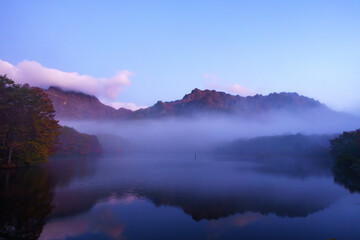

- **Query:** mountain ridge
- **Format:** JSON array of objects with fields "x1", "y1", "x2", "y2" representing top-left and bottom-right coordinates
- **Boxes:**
[
  {"x1": 46, "y1": 86, "x2": 132, "y2": 119},
  {"x1": 45, "y1": 86, "x2": 327, "y2": 120},
  {"x1": 132, "y1": 88, "x2": 326, "y2": 118}
]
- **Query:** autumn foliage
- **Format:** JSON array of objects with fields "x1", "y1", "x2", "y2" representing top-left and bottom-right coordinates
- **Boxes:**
[{"x1": 0, "y1": 75, "x2": 60, "y2": 167}]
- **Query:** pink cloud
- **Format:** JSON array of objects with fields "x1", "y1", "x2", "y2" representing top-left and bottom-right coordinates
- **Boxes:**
[
  {"x1": 0, "y1": 59, "x2": 132, "y2": 100},
  {"x1": 102, "y1": 101, "x2": 147, "y2": 111},
  {"x1": 228, "y1": 83, "x2": 256, "y2": 96}
]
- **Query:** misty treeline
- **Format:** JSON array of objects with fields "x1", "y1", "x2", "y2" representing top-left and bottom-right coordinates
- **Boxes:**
[
  {"x1": 0, "y1": 75, "x2": 60, "y2": 167},
  {"x1": 217, "y1": 134, "x2": 332, "y2": 157},
  {"x1": 56, "y1": 126, "x2": 102, "y2": 156},
  {"x1": 63, "y1": 107, "x2": 360, "y2": 155}
]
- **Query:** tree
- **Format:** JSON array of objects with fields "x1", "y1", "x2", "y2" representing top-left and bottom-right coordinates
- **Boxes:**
[{"x1": 0, "y1": 75, "x2": 60, "y2": 167}]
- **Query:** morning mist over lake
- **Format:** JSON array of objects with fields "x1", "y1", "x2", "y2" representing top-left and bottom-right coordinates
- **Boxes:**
[{"x1": 1, "y1": 1, "x2": 360, "y2": 240}]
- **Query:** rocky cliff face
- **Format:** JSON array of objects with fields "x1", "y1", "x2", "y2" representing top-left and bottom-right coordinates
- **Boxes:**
[
  {"x1": 46, "y1": 87, "x2": 327, "y2": 120},
  {"x1": 45, "y1": 87, "x2": 132, "y2": 119}
]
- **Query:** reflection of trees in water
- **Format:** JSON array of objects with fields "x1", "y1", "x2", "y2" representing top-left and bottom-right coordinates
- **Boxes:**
[
  {"x1": 0, "y1": 157, "x2": 98, "y2": 240},
  {"x1": 253, "y1": 155, "x2": 333, "y2": 179},
  {"x1": 333, "y1": 167, "x2": 360, "y2": 194},
  {"x1": 0, "y1": 167, "x2": 55, "y2": 240}
]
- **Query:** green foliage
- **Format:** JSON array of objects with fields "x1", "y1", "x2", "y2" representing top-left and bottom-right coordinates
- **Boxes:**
[
  {"x1": 0, "y1": 75, "x2": 60, "y2": 167},
  {"x1": 330, "y1": 129, "x2": 360, "y2": 169}
]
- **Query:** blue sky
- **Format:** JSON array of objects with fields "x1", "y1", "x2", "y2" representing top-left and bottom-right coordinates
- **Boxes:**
[{"x1": 0, "y1": 0, "x2": 359, "y2": 113}]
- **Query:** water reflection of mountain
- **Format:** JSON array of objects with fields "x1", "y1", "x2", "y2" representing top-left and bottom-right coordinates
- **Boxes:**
[
  {"x1": 50, "y1": 180, "x2": 339, "y2": 222},
  {"x1": 0, "y1": 154, "x2": 348, "y2": 240},
  {"x1": 49, "y1": 155, "x2": 342, "y2": 221},
  {"x1": 141, "y1": 188, "x2": 334, "y2": 220},
  {"x1": 0, "y1": 168, "x2": 55, "y2": 240}
]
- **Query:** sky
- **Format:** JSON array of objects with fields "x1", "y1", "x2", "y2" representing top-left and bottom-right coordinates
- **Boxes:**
[{"x1": 0, "y1": 0, "x2": 359, "y2": 113}]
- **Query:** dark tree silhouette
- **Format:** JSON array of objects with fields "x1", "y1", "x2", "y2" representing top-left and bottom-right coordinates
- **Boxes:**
[{"x1": 330, "y1": 129, "x2": 360, "y2": 169}]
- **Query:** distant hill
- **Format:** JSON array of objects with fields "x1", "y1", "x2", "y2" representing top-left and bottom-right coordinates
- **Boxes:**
[
  {"x1": 55, "y1": 126, "x2": 103, "y2": 156},
  {"x1": 46, "y1": 87, "x2": 329, "y2": 120}
]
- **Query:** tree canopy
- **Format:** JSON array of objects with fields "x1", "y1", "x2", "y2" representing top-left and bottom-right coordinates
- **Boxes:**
[
  {"x1": 330, "y1": 129, "x2": 360, "y2": 169},
  {"x1": 0, "y1": 75, "x2": 60, "y2": 167}
]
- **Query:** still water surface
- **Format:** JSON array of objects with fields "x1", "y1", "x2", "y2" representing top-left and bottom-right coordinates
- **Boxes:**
[{"x1": 1, "y1": 154, "x2": 360, "y2": 240}]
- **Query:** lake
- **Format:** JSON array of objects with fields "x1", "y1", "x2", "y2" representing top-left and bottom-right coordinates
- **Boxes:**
[{"x1": 1, "y1": 154, "x2": 360, "y2": 240}]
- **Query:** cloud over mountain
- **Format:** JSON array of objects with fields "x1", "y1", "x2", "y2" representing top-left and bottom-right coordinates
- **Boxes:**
[
  {"x1": 228, "y1": 83, "x2": 256, "y2": 96},
  {"x1": 102, "y1": 101, "x2": 147, "y2": 111},
  {"x1": 0, "y1": 59, "x2": 132, "y2": 100}
]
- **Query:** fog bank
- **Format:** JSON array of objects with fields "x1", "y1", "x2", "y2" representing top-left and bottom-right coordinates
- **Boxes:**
[{"x1": 60, "y1": 109, "x2": 360, "y2": 153}]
